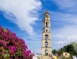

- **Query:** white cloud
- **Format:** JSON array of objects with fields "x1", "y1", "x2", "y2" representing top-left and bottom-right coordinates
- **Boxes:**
[
  {"x1": 50, "y1": 11, "x2": 77, "y2": 49},
  {"x1": 53, "y1": 0, "x2": 77, "y2": 13},
  {"x1": 52, "y1": 34, "x2": 64, "y2": 38},
  {"x1": 52, "y1": 25, "x2": 77, "y2": 49},
  {"x1": 0, "y1": 0, "x2": 42, "y2": 35},
  {"x1": 50, "y1": 11, "x2": 77, "y2": 24},
  {"x1": 50, "y1": 0, "x2": 77, "y2": 49},
  {"x1": 55, "y1": 41, "x2": 65, "y2": 44}
]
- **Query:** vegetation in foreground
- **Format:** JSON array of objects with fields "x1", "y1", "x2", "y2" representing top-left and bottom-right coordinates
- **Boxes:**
[
  {"x1": 52, "y1": 42, "x2": 77, "y2": 57},
  {"x1": 0, "y1": 26, "x2": 34, "y2": 59}
]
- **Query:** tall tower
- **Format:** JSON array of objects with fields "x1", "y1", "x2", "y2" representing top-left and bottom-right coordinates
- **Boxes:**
[{"x1": 41, "y1": 10, "x2": 52, "y2": 57}]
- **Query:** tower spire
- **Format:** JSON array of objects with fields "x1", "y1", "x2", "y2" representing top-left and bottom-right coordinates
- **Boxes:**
[{"x1": 44, "y1": 10, "x2": 49, "y2": 14}]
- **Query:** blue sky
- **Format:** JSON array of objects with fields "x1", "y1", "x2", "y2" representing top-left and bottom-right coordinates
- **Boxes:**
[{"x1": 0, "y1": 0, "x2": 77, "y2": 54}]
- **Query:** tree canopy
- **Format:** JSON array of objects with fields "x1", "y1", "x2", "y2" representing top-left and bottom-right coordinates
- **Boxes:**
[{"x1": 52, "y1": 42, "x2": 77, "y2": 57}]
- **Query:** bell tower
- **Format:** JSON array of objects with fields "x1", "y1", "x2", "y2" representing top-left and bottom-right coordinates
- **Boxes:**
[{"x1": 41, "y1": 10, "x2": 52, "y2": 57}]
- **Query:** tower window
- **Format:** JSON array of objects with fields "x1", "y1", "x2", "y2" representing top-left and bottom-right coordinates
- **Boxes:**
[
  {"x1": 45, "y1": 42, "x2": 48, "y2": 48},
  {"x1": 46, "y1": 22, "x2": 48, "y2": 27},
  {"x1": 45, "y1": 50, "x2": 48, "y2": 55},
  {"x1": 45, "y1": 35, "x2": 48, "y2": 40},
  {"x1": 46, "y1": 30, "x2": 47, "y2": 32},
  {"x1": 46, "y1": 15, "x2": 48, "y2": 17}
]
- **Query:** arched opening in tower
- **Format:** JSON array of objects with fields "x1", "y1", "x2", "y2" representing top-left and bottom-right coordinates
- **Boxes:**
[
  {"x1": 46, "y1": 22, "x2": 48, "y2": 27},
  {"x1": 46, "y1": 30, "x2": 47, "y2": 32},
  {"x1": 45, "y1": 42, "x2": 48, "y2": 48},
  {"x1": 45, "y1": 35, "x2": 48, "y2": 40},
  {"x1": 45, "y1": 50, "x2": 48, "y2": 56}
]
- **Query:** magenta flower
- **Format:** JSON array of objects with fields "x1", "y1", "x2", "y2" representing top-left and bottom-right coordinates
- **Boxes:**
[
  {"x1": 0, "y1": 26, "x2": 34, "y2": 59},
  {"x1": 0, "y1": 40, "x2": 3, "y2": 43},
  {"x1": 16, "y1": 58, "x2": 20, "y2": 59},
  {"x1": 10, "y1": 46, "x2": 17, "y2": 52},
  {"x1": 4, "y1": 43, "x2": 7, "y2": 48}
]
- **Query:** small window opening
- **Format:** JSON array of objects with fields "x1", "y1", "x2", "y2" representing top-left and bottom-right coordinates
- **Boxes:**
[
  {"x1": 46, "y1": 30, "x2": 47, "y2": 32},
  {"x1": 46, "y1": 15, "x2": 48, "y2": 17},
  {"x1": 46, "y1": 22, "x2": 48, "y2": 27},
  {"x1": 45, "y1": 35, "x2": 48, "y2": 40}
]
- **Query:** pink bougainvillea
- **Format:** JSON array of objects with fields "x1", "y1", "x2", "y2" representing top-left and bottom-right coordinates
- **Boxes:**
[{"x1": 0, "y1": 26, "x2": 34, "y2": 59}]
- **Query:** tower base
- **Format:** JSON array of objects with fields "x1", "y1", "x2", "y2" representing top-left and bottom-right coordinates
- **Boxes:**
[{"x1": 40, "y1": 55, "x2": 52, "y2": 59}]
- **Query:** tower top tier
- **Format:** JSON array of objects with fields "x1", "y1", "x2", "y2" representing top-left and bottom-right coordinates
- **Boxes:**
[{"x1": 44, "y1": 10, "x2": 49, "y2": 14}]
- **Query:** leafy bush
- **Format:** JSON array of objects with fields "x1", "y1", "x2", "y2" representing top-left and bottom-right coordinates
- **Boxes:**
[{"x1": 0, "y1": 26, "x2": 34, "y2": 59}]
